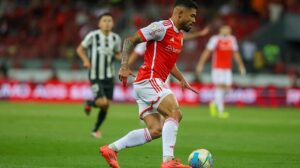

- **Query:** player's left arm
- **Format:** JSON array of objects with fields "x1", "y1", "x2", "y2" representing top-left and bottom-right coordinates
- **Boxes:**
[
  {"x1": 183, "y1": 26, "x2": 210, "y2": 40},
  {"x1": 114, "y1": 52, "x2": 121, "y2": 61},
  {"x1": 233, "y1": 51, "x2": 246, "y2": 75},
  {"x1": 171, "y1": 64, "x2": 185, "y2": 82},
  {"x1": 171, "y1": 64, "x2": 199, "y2": 94}
]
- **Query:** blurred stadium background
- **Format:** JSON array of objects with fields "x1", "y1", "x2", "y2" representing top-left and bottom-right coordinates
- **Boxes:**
[
  {"x1": 0, "y1": 0, "x2": 300, "y2": 167},
  {"x1": 0, "y1": 0, "x2": 300, "y2": 105}
]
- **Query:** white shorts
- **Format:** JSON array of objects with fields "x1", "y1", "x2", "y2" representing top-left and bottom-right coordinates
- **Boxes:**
[
  {"x1": 212, "y1": 68, "x2": 232, "y2": 86},
  {"x1": 133, "y1": 78, "x2": 173, "y2": 119}
]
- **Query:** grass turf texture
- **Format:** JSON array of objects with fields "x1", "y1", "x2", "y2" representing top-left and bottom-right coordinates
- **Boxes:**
[{"x1": 0, "y1": 102, "x2": 299, "y2": 168}]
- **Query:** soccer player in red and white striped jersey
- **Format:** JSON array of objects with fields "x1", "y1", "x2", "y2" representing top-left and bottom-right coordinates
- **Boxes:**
[
  {"x1": 196, "y1": 25, "x2": 246, "y2": 118},
  {"x1": 100, "y1": 0, "x2": 199, "y2": 168}
]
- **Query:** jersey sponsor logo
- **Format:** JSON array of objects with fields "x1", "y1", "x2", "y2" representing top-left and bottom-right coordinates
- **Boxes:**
[
  {"x1": 170, "y1": 37, "x2": 175, "y2": 42},
  {"x1": 165, "y1": 45, "x2": 181, "y2": 54}
]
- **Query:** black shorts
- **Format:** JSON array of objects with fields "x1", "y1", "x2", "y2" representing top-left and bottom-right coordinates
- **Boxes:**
[{"x1": 90, "y1": 78, "x2": 114, "y2": 100}]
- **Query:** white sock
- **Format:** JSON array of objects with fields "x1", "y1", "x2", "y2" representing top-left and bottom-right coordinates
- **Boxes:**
[
  {"x1": 162, "y1": 118, "x2": 179, "y2": 162},
  {"x1": 215, "y1": 88, "x2": 225, "y2": 113},
  {"x1": 109, "y1": 128, "x2": 152, "y2": 152}
]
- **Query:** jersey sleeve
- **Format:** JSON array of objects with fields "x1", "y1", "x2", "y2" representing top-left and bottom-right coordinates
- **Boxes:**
[
  {"x1": 81, "y1": 32, "x2": 93, "y2": 48},
  {"x1": 138, "y1": 21, "x2": 166, "y2": 42},
  {"x1": 114, "y1": 34, "x2": 122, "y2": 53},
  {"x1": 206, "y1": 36, "x2": 217, "y2": 50},
  {"x1": 232, "y1": 36, "x2": 238, "y2": 51},
  {"x1": 134, "y1": 42, "x2": 146, "y2": 55}
]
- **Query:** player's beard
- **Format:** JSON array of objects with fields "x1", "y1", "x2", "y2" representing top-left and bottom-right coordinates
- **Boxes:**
[{"x1": 182, "y1": 22, "x2": 192, "y2": 32}]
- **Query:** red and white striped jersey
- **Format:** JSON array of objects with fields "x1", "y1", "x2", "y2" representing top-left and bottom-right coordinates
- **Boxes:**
[
  {"x1": 207, "y1": 35, "x2": 238, "y2": 69},
  {"x1": 135, "y1": 19, "x2": 183, "y2": 82}
]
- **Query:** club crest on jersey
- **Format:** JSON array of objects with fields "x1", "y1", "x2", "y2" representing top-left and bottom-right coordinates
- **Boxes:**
[{"x1": 218, "y1": 40, "x2": 233, "y2": 50}]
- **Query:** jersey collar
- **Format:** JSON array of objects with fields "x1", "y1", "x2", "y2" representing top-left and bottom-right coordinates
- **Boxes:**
[
  {"x1": 169, "y1": 18, "x2": 179, "y2": 33},
  {"x1": 99, "y1": 29, "x2": 111, "y2": 37}
]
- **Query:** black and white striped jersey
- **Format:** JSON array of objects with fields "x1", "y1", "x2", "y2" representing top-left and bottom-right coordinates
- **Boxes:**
[{"x1": 81, "y1": 30, "x2": 121, "y2": 80}]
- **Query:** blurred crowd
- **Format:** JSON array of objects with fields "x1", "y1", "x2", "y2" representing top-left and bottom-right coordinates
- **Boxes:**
[{"x1": 0, "y1": 0, "x2": 299, "y2": 74}]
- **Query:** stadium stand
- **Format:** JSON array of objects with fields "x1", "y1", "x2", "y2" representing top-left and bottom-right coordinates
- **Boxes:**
[{"x1": 0, "y1": 0, "x2": 300, "y2": 85}]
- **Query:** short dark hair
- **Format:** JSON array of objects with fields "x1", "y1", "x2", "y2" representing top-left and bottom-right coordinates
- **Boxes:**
[
  {"x1": 175, "y1": 0, "x2": 198, "y2": 10},
  {"x1": 98, "y1": 12, "x2": 113, "y2": 21}
]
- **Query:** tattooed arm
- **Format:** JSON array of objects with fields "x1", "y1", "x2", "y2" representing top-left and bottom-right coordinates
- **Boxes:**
[
  {"x1": 119, "y1": 32, "x2": 143, "y2": 84},
  {"x1": 121, "y1": 33, "x2": 143, "y2": 68}
]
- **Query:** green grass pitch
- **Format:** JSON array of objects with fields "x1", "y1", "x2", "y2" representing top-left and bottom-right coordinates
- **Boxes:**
[{"x1": 0, "y1": 102, "x2": 300, "y2": 168}]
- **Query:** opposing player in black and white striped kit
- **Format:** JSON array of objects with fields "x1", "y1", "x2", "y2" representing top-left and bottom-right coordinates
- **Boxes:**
[{"x1": 76, "y1": 12, "x2": 121, "y2": 138}]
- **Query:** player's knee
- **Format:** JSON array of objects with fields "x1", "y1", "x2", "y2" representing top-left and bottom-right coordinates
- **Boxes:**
[
  {"x1": 178, "y1": 113, "x2": 183, "y2": 122},
  {"x1": 169, "y1": 107, "x2": 182, "y2": 122},
  {"x1": 95, "y1": 98, "x2": 109, "y2": 109},
  {"x1": 149, "y1": 127, "x2": 162, "y2": 139}
]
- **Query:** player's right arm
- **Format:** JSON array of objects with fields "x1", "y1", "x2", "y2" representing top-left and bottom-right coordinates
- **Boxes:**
[
  {"x1": 76, "y1": 45, "x2": 91, "y2": 69},
  {"x1": 196, "y1": 36, "x2": 216, "y2": 74},
  {"x1": 76, "y1": 32, "x2": 93, "y2": 69},
  {"x1": 119, "y1": 21, "x2": 166, "y2": 84},
  {"x1": 128, "y1": 43, "x2": 146, "y2": 68},
  {"x1": 128, "y1": 51, "x2": 140, "y2": 68},
  {"x1": 118, "y1": 32, "x2": 143, "y2": 84}
]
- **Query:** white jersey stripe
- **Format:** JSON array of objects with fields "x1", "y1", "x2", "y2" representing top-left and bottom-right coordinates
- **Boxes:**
[
  {"x1": 150, "y1": 41, "x2": 157, "y2": 79},
  {"x1": 106, "y1": 56, "x2": 112, "y2": 78},
  {"x1": 90, "y1": 35, "x2": 97, "y2": 79},
  {"x1": 99, "y1": 52, "x2": 105, "y2": 79}
]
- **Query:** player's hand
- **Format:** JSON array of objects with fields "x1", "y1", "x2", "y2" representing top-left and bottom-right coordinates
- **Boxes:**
[
  {"x1": 180, "y1": 79, "x2": 199, "y2": 94},
  {"x1": 239, "y1": 66, "x2": 246, "y2": 76},
  {"x1": 118, "y1": 65, "x2": 135, "y2": 87},
  {"x1": 199, "y1": 26, "x2": 210, "y2": 36},
  {"x1": 83, "y1": 60, "x2": 91, "y2": 69},
  {"x1": 196, "y1": 65, "x2": 204, "y2": 75}
]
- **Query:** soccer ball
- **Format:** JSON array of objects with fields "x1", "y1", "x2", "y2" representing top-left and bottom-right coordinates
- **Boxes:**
[{"x1": 188, "y1": 149, "x2": 213, "y2": 168}]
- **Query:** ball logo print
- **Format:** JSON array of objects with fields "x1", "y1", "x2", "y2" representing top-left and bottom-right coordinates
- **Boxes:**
[{"x1": 188, "y1": 149, "x2": 213, "y2": 168}]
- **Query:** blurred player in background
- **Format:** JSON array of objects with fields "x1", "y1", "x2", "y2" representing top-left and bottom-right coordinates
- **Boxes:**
[
  {"x1": 196, "y1": 25, "x2": 246, "y2": 119},
  {"x1": 76, "y1": 13, "x2": 121, "y2": 138},
  {"x1": 100, "y1": 0, "x2": 199, "y2": 167}
]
